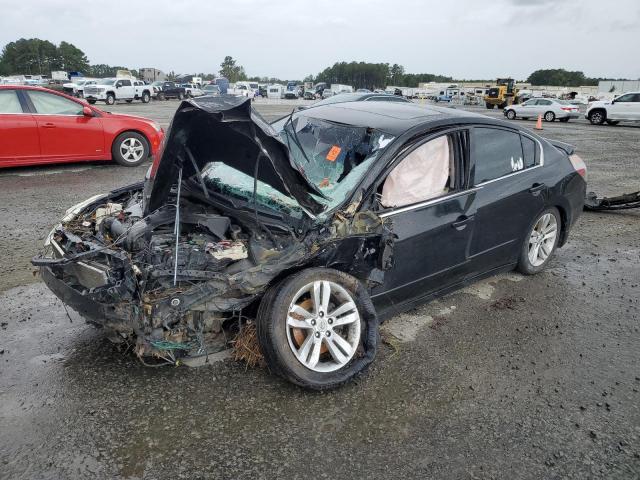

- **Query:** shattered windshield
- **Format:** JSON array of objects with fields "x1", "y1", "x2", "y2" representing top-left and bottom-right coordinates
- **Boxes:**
[
  {"x1": 200, "y1": 163, "x2": 307, "y2": 219},
  {"x1": 273, "y1": 114, "x2": 395, "y2": 213}
]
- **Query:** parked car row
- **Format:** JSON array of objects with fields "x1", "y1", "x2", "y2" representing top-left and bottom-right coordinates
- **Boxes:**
[{"x1": 503, "y1": 92, "x2": 640, "y2": 126}]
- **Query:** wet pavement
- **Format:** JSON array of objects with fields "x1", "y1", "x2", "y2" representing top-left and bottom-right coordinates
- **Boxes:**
[{"x1": 1, "y1": 100, "x2": 639, "y2": 479}]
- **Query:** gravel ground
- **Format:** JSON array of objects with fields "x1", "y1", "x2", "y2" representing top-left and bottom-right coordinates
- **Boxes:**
[{"x1": 1, "y1": 99, "x2": 639, "y2": 480}]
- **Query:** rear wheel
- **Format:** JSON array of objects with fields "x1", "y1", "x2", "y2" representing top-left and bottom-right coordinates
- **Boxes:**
[
  {"x1": 517, "y1": 208, "x2": 560, "y2": 275},
  {"x1": 177, "y1": 92, "x2": 184, "y2": 100},
  {"x1": 606, "y1": 120, "x2": 619, "y2": 126},
  {"x1": 485, "y1": 103, "x2": 495, "y2": 109},
  {"x1": 506, "y1": 109, "x2": 516, "y2": 120},
  {"x1": 256, "y1": 268, "x2": 378, "y2": 390},
  {"x1": 544, "y1": 111, "x2": 555, "y2": 122},
  {"x1": 106, "y1": 93, "x2": 115, "y2": 105},
  {"x1": 87, "y1": 99, "x2": 96, "y2": 105},
  {"x1": 111, "y1": 131, "x2": 149, "y2": 167},
  {"x1": 589, "y1": 109, "x2": 606, "y2": 125}
]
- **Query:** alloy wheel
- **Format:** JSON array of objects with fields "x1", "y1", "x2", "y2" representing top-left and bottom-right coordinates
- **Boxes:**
[
  {"x1": 528, "y1": 213, "x2": 558, "y2": 267},
  {"x1": 119, "y1": 138, "x2": 145, "y2": 163},
  {"x1": 286, "y1": 280, "x2": 361, "y2": 372}
]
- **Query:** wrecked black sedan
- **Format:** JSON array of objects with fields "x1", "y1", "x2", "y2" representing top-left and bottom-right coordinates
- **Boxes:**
[{"x1": 33, "y1": 97, "x2": 586, "y2": 389}]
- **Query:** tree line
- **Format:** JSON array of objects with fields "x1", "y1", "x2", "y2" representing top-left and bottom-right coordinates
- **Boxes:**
[
  {"x1": 525, "y1": 69, "x2": 633, "y2": 87},
  {"x1": 0, "y1": 38, "x2": 142, "y2": 78}
]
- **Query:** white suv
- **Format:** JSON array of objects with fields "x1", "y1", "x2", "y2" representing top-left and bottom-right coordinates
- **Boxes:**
[{"x1": 586, "y1": 92, "x2": 640, "y2": 125}]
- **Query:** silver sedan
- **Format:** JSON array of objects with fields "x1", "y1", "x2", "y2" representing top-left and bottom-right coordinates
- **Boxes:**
[{"x1": 504, "y1": 98, "x2": 581, "y2": 122}]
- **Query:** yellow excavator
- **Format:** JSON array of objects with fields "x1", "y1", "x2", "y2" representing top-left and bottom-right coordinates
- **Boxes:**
[{"x1": 484, "y1": 78, "x2": 519, "y2": 109}]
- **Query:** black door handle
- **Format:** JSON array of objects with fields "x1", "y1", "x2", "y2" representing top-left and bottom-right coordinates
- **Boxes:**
[
  {"x1": 529, "y1": 183, "x2": 546, "y2": 195},
  {"x1": 452, "y1": 215, "x2": 474, "y2": 230}
]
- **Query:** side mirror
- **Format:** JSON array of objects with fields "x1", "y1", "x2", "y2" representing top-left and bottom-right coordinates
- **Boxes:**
[{"x1": 82, "y1": 106, "x2": 93, "y2": 116}]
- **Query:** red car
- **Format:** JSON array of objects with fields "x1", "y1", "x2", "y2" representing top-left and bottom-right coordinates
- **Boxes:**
[{"x1": 0, "y1": 85, "x2": 164, "y2": 168}]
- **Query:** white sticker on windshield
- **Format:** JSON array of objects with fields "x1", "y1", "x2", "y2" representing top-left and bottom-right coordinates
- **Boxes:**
[{"x1": 377, "y1": 135, "x2": 394, "y2": 149}]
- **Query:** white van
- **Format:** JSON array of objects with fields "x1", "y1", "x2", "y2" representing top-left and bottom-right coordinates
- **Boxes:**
[{"x1": 267, "y1": 84, "x2": 284, "y2": 99}]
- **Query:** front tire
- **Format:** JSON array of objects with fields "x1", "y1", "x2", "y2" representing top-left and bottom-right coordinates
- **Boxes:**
[
  {"x1": 589, "y1": 110, "x2": 606, "y2": 125},
  {"x1": 506, "y1": 109, "x2": 516, "y2": 120},
  {"x1": 485, "y1": 103, "x2": 494, "y2": 109},
  {"x1": 105, "y1": 93, "x2": 115, "y2": 105},
  {"x1": 177, "y1": 92, "x2": 184, "y2": 100},
  {"x1": 544, "y1": 111, "x2": 555, "y2": 122},
  {"x1": 256, "y1": 268, "x2": 378, "y2": 390},
  {"x1": 111, "y1": 131, "x2": 149, "y2": 167},
  {"x1": 141, "y1": 92, "x2": 150, "y2": 103},
  {"x1": 517, "y1": 207, "x2": 561, "y2": 275}
]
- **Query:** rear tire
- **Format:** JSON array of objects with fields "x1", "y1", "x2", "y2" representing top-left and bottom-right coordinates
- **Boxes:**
[
  {"x1": 485, "y1": 103, "x2": 494, "y2": 109},
  {"x1": 544, "y1": 111, "x2": 555, "y2": 122},
  {"x1": 589, "y1": 109, "x2": 606, "y2": 125},
  {"x1": 559, "y1": 118, "x2": 569, "y2": 123},
  {"x1": 177, "y1": 92, "x2": 184, "y2": 100},
  {"x1": 517, "y1": 207, "x2": 561, "y2": 275},
  {"x1": 506, "y1": 109, "x2": 516, "y2": 120},
  {"x1": 111, "y1": 131, "x2": 149, "y2": 167},
  {"x1": 87, "y1": 99, "x2": 96, "y2": 105},
  {"x1": 106, "y1": 93, "x2": 115, "y2": 105},
  {"x1": 606, "y1": 120, "x2": 619, "y2": 126},
  {"x1": 256, "y1": 268, "x2": 378, "y2": 390}
]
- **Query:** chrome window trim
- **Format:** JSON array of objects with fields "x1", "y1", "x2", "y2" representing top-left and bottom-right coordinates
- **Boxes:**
[
  {"x1": 475, "y1": 164, "x2": 543, "y2": 187},
  {"x1": 379, "y1": 187, "x2": 482, "y2": 218},
  {"x1": 29, "y1": 113, "x2": 85, "y2": 116}
]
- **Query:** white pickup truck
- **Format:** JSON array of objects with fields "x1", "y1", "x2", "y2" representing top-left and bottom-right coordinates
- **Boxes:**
[
  {"x1": 227, "y1": 81, "x2": 257, "y2": 98},
  {"x1": 180, "y1": 83, "x2": 204, "y2": 97},
  {"x1": 84, "y1": 78, "x2": 152, "y2": 105}
]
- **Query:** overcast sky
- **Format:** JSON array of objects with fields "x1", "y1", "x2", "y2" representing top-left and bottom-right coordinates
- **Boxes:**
[{"x1": 1, "y1": 0, "x2": 638, "y2": 80}]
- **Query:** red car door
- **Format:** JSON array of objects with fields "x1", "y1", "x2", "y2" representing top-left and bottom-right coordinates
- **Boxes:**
[
  {"x1": 0, "y1": 89, "x2": 41, "y2": 166},
  {"x1": 26, "y1": 89, "x2": 105, "y2": 161}
]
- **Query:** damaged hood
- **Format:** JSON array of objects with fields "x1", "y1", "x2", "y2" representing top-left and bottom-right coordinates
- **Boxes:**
[{"x1": 146, "y1": 96, "x2": 325, "y2": 215}]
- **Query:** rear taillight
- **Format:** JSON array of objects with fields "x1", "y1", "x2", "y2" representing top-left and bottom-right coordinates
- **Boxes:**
[
  {"x1": 569, "y1": 153, "x2": 587, "y2": 179},
  {"x1": 561, "y1": 107, "x2": 573, "y2": 111}
]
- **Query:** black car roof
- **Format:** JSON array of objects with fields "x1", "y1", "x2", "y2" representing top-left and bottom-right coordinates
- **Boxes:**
[{"x1": 301, "y1": 101, "x2": 495, "y2": 136}]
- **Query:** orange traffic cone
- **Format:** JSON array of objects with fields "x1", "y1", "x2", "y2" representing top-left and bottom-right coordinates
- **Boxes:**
[{"x1": 535, "y1": 114, "x2": 543, "y2": 130}]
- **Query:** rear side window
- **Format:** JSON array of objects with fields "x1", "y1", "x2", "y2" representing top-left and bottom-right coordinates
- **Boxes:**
[
  {"x1": 473, "y1": 127, "x2": 524, "y2": 184},
  {"x1": 0, "y1": 90, "x2": 23, "y2": 113}
]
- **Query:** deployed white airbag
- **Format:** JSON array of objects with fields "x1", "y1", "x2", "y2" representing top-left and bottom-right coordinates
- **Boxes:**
[{"x1": 381, "y1": 135, "x2": 451, "y2": 208}]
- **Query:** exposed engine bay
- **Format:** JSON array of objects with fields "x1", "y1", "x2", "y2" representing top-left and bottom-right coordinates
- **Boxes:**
[
  {"x1": 33, "y1": 96, "x2": 395, "y2": 366},
  {"x1": 35, "y1": 185, "x2": 391, "y2": 365}
]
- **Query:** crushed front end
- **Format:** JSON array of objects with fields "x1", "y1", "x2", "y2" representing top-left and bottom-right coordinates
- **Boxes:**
[{"x1": 33, "y1": 96, "x2": 396, "y2": 366}]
